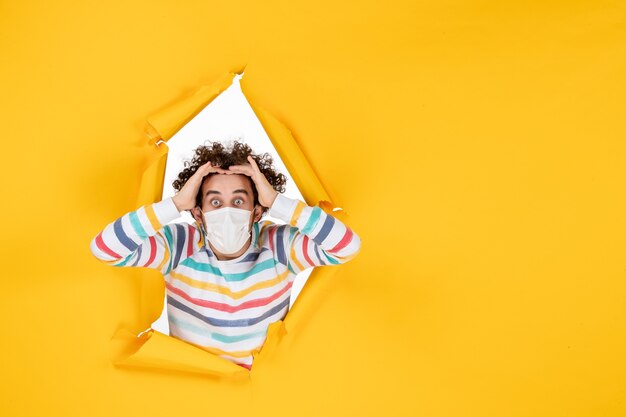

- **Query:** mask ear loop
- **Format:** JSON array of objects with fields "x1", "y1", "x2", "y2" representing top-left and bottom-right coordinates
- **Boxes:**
[
  {"x1": 192, "y1": 208, "x2": 206, "y2": 237},
  {"x1": 250, "y1": 207, "x2": 258, "y2": 247},
  {"x1": 193, "y1": 208, "x2": 213, "y2": 257}
]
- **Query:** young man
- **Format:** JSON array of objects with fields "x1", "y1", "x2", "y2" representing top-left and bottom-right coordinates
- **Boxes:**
[{"x1": 90, "y1": 141, "x2": 362, "y2": 370}]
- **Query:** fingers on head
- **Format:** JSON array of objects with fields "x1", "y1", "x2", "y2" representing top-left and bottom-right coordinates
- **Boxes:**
[{"x1": 198, "y1": 162, "x2": 210, "y2": 173}]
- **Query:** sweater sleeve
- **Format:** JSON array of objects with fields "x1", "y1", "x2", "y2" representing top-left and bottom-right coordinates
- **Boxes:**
[
  {"x1": 89, "y1": 197, "x2": 199, "y2": 275},
  {"x1": 268, "y1": 193, "x2": 362, "y2": 274}
]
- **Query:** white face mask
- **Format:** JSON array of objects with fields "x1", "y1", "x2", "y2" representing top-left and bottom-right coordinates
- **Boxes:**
[{"x1": 202, "y1": 207, "x2": 254, "y2": 255}]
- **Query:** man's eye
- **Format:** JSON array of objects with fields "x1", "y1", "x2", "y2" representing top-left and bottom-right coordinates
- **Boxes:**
[
  {"x1": 211, "y1": 200, "x2": 221, "y2": 207},
  {"x1": 235, "y1": 198, "x2": 243, "y2": 205}
]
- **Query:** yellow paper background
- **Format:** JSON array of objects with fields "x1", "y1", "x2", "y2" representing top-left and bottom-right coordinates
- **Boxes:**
[{"x1": 2, "y1": 1, "x2": 626, "y2": 416}]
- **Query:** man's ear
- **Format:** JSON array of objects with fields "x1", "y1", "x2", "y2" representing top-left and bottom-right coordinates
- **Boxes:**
[
  {"x1": 253, "y1": 205, "x2": 263, "y2": 223},
  {"x1": 190, "y1": 206, "x2": 203, "y2": 223}
]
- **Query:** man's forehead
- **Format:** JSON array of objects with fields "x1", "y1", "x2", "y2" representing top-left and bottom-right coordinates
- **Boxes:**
[{"x1": 201, "y1": 173, "x2": 253, "y2": 195}]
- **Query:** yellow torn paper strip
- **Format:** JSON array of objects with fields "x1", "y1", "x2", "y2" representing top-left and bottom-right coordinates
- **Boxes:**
[
  {"x1": 144, "y1": 69, "x2": 241, "y2": 146},
  {"x1": 110, "y1": 328, "x2": 248, "y2": 379}
]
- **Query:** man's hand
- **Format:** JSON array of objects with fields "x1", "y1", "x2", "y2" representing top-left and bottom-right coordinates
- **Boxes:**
[
  {"x1": 226, "y1": 155, "x2": 279, "y2": 208},
  {"x1": 172, "y1": 161, "x2": 230, "y2": 211}
]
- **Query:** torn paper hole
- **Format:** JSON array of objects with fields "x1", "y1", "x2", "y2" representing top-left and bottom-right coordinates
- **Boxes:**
[
  {"x1": 107, "y1": 69, "x2": 350, "y2": 377},
  {"x1": 152, "y1": 73, "x2": 315, "y2": 336}
]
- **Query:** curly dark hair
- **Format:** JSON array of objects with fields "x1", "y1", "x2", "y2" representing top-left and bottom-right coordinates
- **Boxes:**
[{"x1": 172, "y1": 139, "x2": 288, "y2": 216}]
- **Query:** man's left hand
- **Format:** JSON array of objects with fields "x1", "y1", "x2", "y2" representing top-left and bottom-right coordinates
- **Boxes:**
[{"x1": 226, "y1": 155, "x2": 278, "y2": 208}]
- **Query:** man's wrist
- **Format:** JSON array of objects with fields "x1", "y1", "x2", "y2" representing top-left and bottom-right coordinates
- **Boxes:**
[
  {"x1": 172, "y1": 195, "x2": 184, "y2": 212},
  {"x1": 152, "y1": 197, "x2": 183, "y2": 223},
  {"x1": 269, "y1": 193, "x2": 299, "y2": 221},
  {"x1": 171, "y1": 196, "x2": 184, "y2": 214},
  {"x1": 268, "y1": 191, "x2": 278, "y2": 208}
]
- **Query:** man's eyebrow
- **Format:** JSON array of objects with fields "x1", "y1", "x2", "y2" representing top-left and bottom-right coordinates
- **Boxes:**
[{"x1": 204, "y1": 189, "x2": 249, "y2": 197}]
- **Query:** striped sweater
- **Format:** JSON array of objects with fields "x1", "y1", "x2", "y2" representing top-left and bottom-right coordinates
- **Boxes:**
[{"x1": 89, "y1": 193, "x2": 362, "y2": 370}]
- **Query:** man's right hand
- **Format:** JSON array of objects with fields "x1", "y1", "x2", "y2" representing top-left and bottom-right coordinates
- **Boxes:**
[{"x1": 172, "y1": 161, "x2": 229, "y2": 212}]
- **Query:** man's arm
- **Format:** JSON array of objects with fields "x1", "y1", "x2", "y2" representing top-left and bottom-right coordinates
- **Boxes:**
[
  {"x1": 268, "y1": 193, "x2": 362, "y2": 274},
  {"x1": 89, "y1": 197, "x2": 197, "y2": 275}
]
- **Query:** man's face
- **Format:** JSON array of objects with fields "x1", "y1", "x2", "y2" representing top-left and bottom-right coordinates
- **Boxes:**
[{"x1": 190, "y1": 173, "x2": 262, "y2": 233}]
